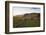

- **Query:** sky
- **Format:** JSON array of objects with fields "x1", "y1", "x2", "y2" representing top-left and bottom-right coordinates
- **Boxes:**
[{"x1": 12, "y1": 7, "x2": 40, "y2": 16}]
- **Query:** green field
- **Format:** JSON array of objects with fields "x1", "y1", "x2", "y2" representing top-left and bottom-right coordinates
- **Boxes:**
[{"x1": 13, "y1": 13, "x2": 40, "y2": 28}]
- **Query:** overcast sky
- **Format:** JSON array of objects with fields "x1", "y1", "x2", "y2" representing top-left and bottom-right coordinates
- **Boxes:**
[{"x1": 12, "y1": 7, "x2": 40, "y2": 16}]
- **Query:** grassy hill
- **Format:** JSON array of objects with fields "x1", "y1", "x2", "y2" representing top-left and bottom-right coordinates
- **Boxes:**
[{"x1": 13, "y1": 13, "x2": 40, "y2": 28}]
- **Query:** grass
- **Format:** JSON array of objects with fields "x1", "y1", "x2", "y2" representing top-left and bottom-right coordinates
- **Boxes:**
[{"x1": 13, "y1": 13, "x2": 40, "y2": 28}]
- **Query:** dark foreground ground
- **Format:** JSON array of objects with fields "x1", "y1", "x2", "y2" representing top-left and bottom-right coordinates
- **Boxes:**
[{"x1": 13, "y1": 13, "x2": 40, "y2": 28}]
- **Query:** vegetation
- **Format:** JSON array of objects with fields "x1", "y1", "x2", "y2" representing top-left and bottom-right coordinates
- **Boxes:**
[{"x1": 13, "y1": 13, "x2": 40, "y2": 28}]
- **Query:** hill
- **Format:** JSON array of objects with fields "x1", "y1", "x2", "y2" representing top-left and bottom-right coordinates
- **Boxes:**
[{"x1": 13, "y1": 13, "x2": 40, "y2": 28}]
